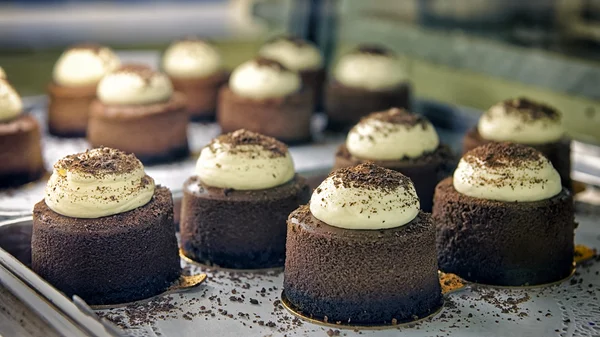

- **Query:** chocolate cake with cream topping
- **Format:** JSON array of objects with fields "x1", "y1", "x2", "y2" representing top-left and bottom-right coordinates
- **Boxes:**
[
  {"x1": 180, "y1": 130, "x2": 310, "y2": 269},
  {"x1": 32, "y1": 148, "x2": 180, "y2": 305},
  {"x1": 217, "y1": 58, "x2": 313, "y2": 144},
  {"x1": 0, "y1": 79, "x2": 45, "y2": 188},
  {"x1": 433, "y1": 143, "x2": 575, "y2": 286},
  {"x1": 463, "y1": 98, "x2": 571, "y2": 190},
  {"x1": 284, "y1": 163, "x2": 442, "y2": 324},
  {"x1": 47, "y1": 44, "x2": 120, "y2": 137},
  {"x1": 87, "y1": 64, "x2": 189, "y2": 164},
  {"x1": 334, "y1": 108, "x2": 454, "y2": 211},
  {"x1": 325, "y1": 46, "x2": 411, "y2": 131}
]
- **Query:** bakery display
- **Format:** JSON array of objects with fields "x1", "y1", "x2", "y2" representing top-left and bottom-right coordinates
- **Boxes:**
[
  {"x1": 284, "y1": 163, "x2": 442, "y2": 324},
  {"x1": 180, "y1": 129, "x2": 310, "y2": 269},
  {"x1": 325, "y1": 45, "x2": 411, "y2": 131},
  {"x1": 433, "y1": 142, "x2": 575, "y2": 286},
  {"x1": 87, "y1": 64, "x2": 189, "y2": 164},
  {"x1": 31, "y1": 147, "x2": 180, "y2": 305},
  {"x1": 463, "y1": 97, "x2": 571, "y2": 190},
  {"x1": 333, "y1": 108, "x2": 453, "y2": 211},
  {"x1": 162, "y1": 38, "x2": 228, "y2": 121},
  {"x1": 258, "y1": 36, "x2": 325, "y2": 110},
  {"x1": 0, "y1": 79, "x2": 45, "y2": 188},
  {"x1": 47, "y1": 44, "x2": 120, "y2": 137},
  {"x1": 217, "y1": 58, "x2": 313, "y2": 144}
]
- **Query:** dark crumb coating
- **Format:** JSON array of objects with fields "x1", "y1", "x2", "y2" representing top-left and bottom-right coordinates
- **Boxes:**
[
  {"x1": 284, "y1": 206, "x2": 442, "y2": 324},
  {"x1": 433, "y1": 177, "x2": 575, "y2": 286},
  {"x1": 31, "y1": 186, "x2": 181, "y2": 305},
  {"x1": 334, "y1": 144, "x2": 455, "y2": 212},
  {"x1": 463, "y1": 128, "x2": 572, "y2": 190},
  {"x1": 180, "y1": 175, "x2": 310, "y2": 269}
]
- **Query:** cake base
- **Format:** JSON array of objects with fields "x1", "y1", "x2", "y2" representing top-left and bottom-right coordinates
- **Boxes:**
[
  {"x1": 334, "y1": 144, "x2": 455, "y2": 212},
  {"x1": 324, "y1": 81, "x2": 411, "y2": 132},
  {"x1": 31, "y1": 187, "x2": 181, "y2": 305},
  {"x1": 463, "y1": 127, "x2": 572, "y2": 190},
  {"x1": 299, "y1": 68, "x2": 326, "y2": 111},
  {"x1": 217, "y1": 86, "x2": 313, "y2": 145},
  {"x1": 170, "y1": 71, "x2": 229, "y2": 121},
  {"x1": 284, "y1": 207, "x2": 442, "y2": 325},
  {"x1": 433, "y1": 177, "x2": 576, "y2": 286},
  {"x1": 180, "y1": 175, "x2": 310, "y2": 269},
  {"x1": 47, "y1": 82, "x2": 97, "y2": 137}
]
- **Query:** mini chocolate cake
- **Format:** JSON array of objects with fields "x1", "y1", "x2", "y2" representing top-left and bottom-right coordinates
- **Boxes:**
[
  {"x1": 433, "y1": 143, "x2": 575, "y2": 286},
  {"x1": 87, "y1": 64, "x2": 189, "y2": 164},
  {"x1": 47, "y1": 44, "x2": 120, "y2": 137},
  {"x1": 259, "y1": 36, "x2": 325, "y2": 111},
  {"x1": 163, "y1": 38, "x2": 229, "y2": 121},
  {"x1": 0, "y1": 79, "x2": 45, "y2": 188},
  {"x1": 334, "y1": 108, "x2": 454, "y2": 211},
  {"x1": 180, "y1": 130, "x2": 310, "y2": 269},
  {"x1": 284, "y1": 163, "x2": 442, "y2": 324},
  {"x1": 217, "y1": 58, "x2": 313, "y2": 144},
  {"x1": 31, "y1": 148, "x2": 180, "y2": 305},
  {"x1": 325, "y1": 46, "x2": 411, "y2": 131},
  {"x1": 463, "y1": 98, "x2": 571, "y2": 190}
]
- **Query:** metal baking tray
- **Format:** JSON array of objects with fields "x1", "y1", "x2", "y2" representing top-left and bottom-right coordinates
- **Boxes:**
[{"x1": 0, "y1": 212, "x2": 599, "y2": 337}]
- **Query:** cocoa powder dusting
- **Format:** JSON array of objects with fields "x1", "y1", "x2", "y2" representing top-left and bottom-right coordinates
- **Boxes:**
[
  {"x1": 361, "y1": 108, "x2": 428, "y2": 129},
  {"x1": 114, "y1": 64, "x2": 156, "y2": 83},
  {"x1": 499, "y1": 97, "x2": 561, "y2": 122},
  {"x1": 464, "y1": 142, "x2": 543, "y2": 169},
  {"x1": 209, "y1": 129, "x2": 288, "y2": 158},
  {"x1": 329, "y1": 162, "x2": 412, "y2": 193},
  {"x1": 56, "y1": 147, "x2": 141, "y2": 177}
]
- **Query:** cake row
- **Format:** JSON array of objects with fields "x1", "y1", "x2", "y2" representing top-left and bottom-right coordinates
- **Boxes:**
[{"x1": 30, "y1": 128, "x2": 575, "y2": 326}]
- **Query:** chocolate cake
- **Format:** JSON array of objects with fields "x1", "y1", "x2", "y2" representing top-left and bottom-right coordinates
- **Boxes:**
[
  {"x1": 464, "y1": 98, "x2": 571, "y2": 190},
  {"x1": 334, "y1": 109, "x2": 455, "y2": 211},
  {"x1": 433, "y1": 143, "x2": 575, "y2": 286},
  {"x1": 47, "y1": 44, "x2": 120, "y2": 137},
  {"x1": 87, "y1": 64, "x2": 189, "y2": 164},
  {"x1": 31, "y1": 148, "x2": 180, "y2": 305},
  {"x1": 325, "y1": 46, "x2": 411, "y2": 131},
  {"x1": 180, "y1": 130, "x2": 310, "y2": 269},
  {"x1": 217, "y1": 58, "x2": 313, "y2": 144},
  {"x1": 284, "y1": 163, "x2": 442, "y2": 324}
]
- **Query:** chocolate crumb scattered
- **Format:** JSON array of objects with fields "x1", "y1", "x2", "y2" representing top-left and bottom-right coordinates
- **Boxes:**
[
  {"x1": 355, "y1": 44, "x2": 394, "y2": 56},
  {"x1": 56, "y1": 147, "x2": 142, "y2": 177},
  {"x1": 254, "y1": 57, "x2": 289, "y2": 72},
  {"x1": 208, "y1": 129, "x2": 288, "y2": 158},
  {"x1": 328, "y1": 162, "x2": 414, "y2": 194},
  {"x1": 499, "y1": 97, "x2": 561, "y2": 122},
  {"x1": 359, "y1": 108, "x2": 427, "y2": 128}
]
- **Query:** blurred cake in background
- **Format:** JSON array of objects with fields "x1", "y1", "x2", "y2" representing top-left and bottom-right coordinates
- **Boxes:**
[
  {"x1": 162, "y1": 38, "x2": 228, "y2": 121},
  {"x1": 259, "y1": 36, "x2": 324, "y2": 110},
  {"x1": 0, "y1": 78, "x2": 45, "y2": 188},
  {"x1": 463, "y1": 97, "x2": 571, "y2": 190},
  {"x1": 48, "y1": 44, "x2": 120, "y2": 137},
  {"x1": 218, "y1": 58, "x2": 313, "y2": 144},
  {"x1": 87, "y1": 64, "x2": 189, "y2": 165},
  {"x1": 0, "y1": 66, "x2": 6, "y2": 79},
  {"x1": 325, "y1": 45, "x2": 411, "y2": 131}
]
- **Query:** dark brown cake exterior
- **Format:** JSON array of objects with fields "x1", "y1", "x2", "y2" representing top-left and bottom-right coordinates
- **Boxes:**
[
  {"x1": 47, "y1": 83, "x2": 96, "y2": 137},
  {"x1": 284, "y1": 206, "x2": 442, "y2": 324},
  {"x1": 433, "y1": 177, "x2": 575, "y2": 286},
  {"x1": 169, "y1": 71, "x2": 229, "y2": 121},
  {"x1": 180, "y1": 175, "x2": 310, "y2": 269},
  {"x1": 32, "y1": 186, "x2": 181, "y2": 305},
  {"x1": 0, "y1": 114, "x2": 45, "y2": 188},
  {"x1": 300, "y1": 68, "x2": 326, "y2": 111}
]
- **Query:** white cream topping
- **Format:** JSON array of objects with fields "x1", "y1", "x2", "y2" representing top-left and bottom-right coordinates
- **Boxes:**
[
  {"x1": 97, "y1": 66, "x2": 173, "y2": 105},
  {"x1": 0, "y1": 79, "x2": 23, "y2": 122},
  {"x1": 478, "y1": 99, "x2": 564, "y2": 144},
  {"x1": 334, "y1": 50, "x2": 407, "y2": 91},
  {"x1": 0, "y1": 66, "x2": 6, "y2": 79},
  {"x1": 258, "y1": 38, "x2": 323, "y2": 71},
  {"x1": 53, "y1": 46, "x2": 120, "y2": 87},
  {"x1": 195, "y1": 130, "x2": 295, "y2": 190},
  {"x1": 453, "y1": 145, "x2": 562, "y2": 202},
  {"x1": 45, "y1": 148, "x2": 155, "y2": 218},
  {"x1": 310, "y1": 164, "x2": 420, "y2": 230},
  {"x1": 346, "y1": 110, "x2": 439, "y2": 160},
  {"x1": 229, "y1": 59, "x2": 301, "y2": 99},
  {"x1": 162, "y1": 39, "x2": 223, "y2": 78}
]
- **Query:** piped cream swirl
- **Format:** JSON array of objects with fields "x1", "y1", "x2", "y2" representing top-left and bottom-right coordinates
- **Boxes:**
[
  {"x1": 162, "y1": 39, "x2": 223, "y2": 78},
  {"x1": 53, "y1": 45, "x2": 120, "y2": 87},
  {"x1": 0, "y1": 79, "x2": 23, "y2": 122},
  {"x1": 45, "y1": 147, "x2": 155, "y2": 218},
  {"x1": 310, "y1": 163, "x2": 420, "y2": 230}
]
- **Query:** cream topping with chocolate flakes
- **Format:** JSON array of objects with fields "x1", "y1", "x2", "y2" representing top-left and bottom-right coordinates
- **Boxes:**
[
  {"x1": 229, "y1": 58, "x2": 300, "y2": 99},
  {"x1": 53, "y1": 44, "x2": 120, "y2": 87},
  {"x1": 97, "y1": 64, "x2": 173, "y2": 105}
]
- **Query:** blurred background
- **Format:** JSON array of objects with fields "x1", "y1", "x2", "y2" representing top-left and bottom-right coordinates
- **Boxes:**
[{"x1": 0, "y1": 0, "x2": 599, "y2": 143}]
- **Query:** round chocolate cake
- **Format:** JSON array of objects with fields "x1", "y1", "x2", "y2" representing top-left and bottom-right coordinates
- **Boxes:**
[
  {"x1": 433, "y1": 143, "x2": 575, "y2": 286},
  {"x1": 325, "y1": 45, "x2": 411, "y2": 131},
  {"x1": 284, "y1": 163, "x2": 442, "y2": 325},
  {"x1": 180, "y1": 130, "x2": 310, "y2": 269},
  {"x1": 31, "y1": 148, "x2": 181, "y2": 305},
  {"x1": 87, "y1": 64, "x2": 189, "y2": 164},
  {"x1": 463, "y1": 98, "x2": 571, "y2": 190},
  {"x1": 334, "y1": 108, "x2": 454, "y2": 211}
]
